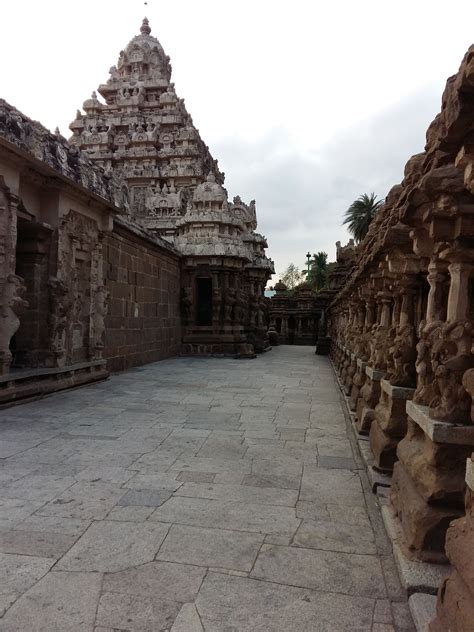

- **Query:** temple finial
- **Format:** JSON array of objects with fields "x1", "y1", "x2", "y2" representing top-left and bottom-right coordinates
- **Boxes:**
[{"x1": 140, "y1": 17, "x2": 151, "y2": 35}]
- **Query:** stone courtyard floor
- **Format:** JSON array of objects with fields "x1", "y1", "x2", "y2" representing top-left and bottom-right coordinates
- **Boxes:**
[{"x1": 0, "y1": 346, "x2": 414, "y2": 631}]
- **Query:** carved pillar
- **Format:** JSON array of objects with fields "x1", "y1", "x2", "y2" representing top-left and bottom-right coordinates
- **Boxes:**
[
  {"x1": 370, "y1": 277, "x2": 418, "y2": 472},
  {"x1": 446, "y1": 261, "x2": 473, "y2": 322},
  {"x1": 426, "y1": 258, "x2": 448, "y2": 323}
]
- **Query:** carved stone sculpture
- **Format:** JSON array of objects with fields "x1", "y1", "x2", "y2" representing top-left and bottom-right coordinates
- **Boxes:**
[
  {"x1": 0, "y1": 274, "x2": 28, "y2": 373},
  {"x1": 48, "y1": 277, "x2": 72, "y2": 367}
]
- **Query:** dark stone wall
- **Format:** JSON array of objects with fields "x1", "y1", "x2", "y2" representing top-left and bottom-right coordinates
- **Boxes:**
[{"x1": 103, "y1": 225, "x2": 181, "y2": 372}]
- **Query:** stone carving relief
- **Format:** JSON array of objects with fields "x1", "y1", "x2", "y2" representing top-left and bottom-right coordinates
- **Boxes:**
[
  {"x1": 0, "y1": 274, "x2": 28, "y2": 374},
  {"x1": 48, "y1": 277, "x2": 72, "y2": 367}
]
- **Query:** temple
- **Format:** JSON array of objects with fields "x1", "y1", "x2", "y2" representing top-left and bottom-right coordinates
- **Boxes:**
[
  {"x1": 0, "y1": 18, "x2": 274, "y2": 404},
  {"x1": 1, "y1": 16, "x2": 474, "y2": 632}
]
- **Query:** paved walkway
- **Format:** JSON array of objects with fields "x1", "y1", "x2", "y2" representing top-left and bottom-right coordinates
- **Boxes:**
[{"x1": 0, "y1": 346, "x2": 413, "y2": 631}]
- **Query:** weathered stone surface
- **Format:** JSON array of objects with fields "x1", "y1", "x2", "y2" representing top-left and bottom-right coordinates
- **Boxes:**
[
  {"x1": 103, "y1": 561, "x2": 205, "y2": 602},
  {"x1": 0, "y1": 552, "x2": 53, "y2": 596},
  {"x1": 251, "y1": 544, "x2": 386, "y2": 598},
  {"x1": 175, "y1": 481, "x2": 298, "y2": 506},
  {"x1": 293, "y1": 518, "x2": 377, "y2": 554},
  {"x1": 196, "y1": 572, "x2": 376, "y2": 632},
  {"x1": 300, "y1": 467, "x2": 365, "y2": 506},
  {"x1": 170, "y1": 603, "x2": 203, "y2": 632},
  {"x1": 96, "y1": 591, "x2": 181, "y2": 632},
  {"x1": 0, "y1": 347, "x2": 415, "y2": 630},
  {"x1": 56, "y1": 520, "x2": 169, "y2": 572},
  {"x1": 0, "y1": 571, "x2": 102, "y2": 632},
  {"x1": 37, "y1": 481, "x2": 126, "y2": 520},
  {"x1": 150, "y1": 496, "x2": 301, "y2": 536},
  {"x1": 157, "y1": 524, "x2": 264, "y2": 571},
  {"x1": 0, "y1": 529, "x2": 78, "y2": 559},
  {"x1": 117, "y1": 488, "x2": 172, "y2": 507}
]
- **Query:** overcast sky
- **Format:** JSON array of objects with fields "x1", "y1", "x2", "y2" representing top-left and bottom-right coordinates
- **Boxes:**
[{"x1": 2, "y1": 0, "x2": 474, "y2": 279}]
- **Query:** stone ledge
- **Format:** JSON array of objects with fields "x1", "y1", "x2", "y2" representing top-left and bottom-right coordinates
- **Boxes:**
[
  {"x1": 408, "y1": 593, "x2": 437, "y2": 632},
  {"x1": 365, "y1": 365, "x2": 385, "y2": 381},
  {"x1": 381, "y1": 379, "x2": 416, "y2": 400},
  {"x1": 381, "y1": 504, "x2": 451, "y2": 595},
  {"x1": 407, "y1": 401, "x2": 474, "y2": 446},
  {"x1": 0, "y1": 361, "x2": 109, "y2": 407},
  {"x1": 466, "y1": 457, "x2": 474, "y2": 491},
  {"x1": 356, "y1": 358, "x2": 367, "y2": 370}
]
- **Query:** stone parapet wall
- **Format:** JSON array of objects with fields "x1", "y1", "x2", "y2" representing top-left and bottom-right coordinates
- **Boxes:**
[
  {"x1": 104, "y1": 220, "x2": 181, "y2": 372},
  {"x1": 327, "y1": 44, "x2": 474, "y2": 624}
]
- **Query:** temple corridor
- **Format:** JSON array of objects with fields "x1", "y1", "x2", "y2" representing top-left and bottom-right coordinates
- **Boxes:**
[{"x1": 0, "y1": 346, "x2": 413, "y2": 631}]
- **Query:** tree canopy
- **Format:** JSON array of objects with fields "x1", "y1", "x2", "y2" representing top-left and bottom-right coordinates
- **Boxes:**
[
  {"x1": 280, "y1": 263, "x2": 302, "y2": 289},
  {"x1": 343, "y1": 193, "x2": 383, "y2": 243}
]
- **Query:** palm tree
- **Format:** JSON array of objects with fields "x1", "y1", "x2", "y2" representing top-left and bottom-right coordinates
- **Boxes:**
[
  {"x1": 343, "y1": 193, "x2": 383, "y2": 243},
  {"x1": 302, "y1": 251, "x2": 328, "y2": 291}
]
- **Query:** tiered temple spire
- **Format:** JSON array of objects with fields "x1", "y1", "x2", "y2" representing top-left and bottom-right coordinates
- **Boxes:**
[{"x1": 69, "y1": 18, "x2": 223, "y2": 239}]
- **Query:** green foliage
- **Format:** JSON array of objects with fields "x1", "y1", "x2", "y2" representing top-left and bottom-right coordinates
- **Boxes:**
[
  {"x1": 343, "y1": 193, "x2": 383, "y2": 243},
  {"x1": 302, "y1": 251, "x2": 328, "y2": 291}
]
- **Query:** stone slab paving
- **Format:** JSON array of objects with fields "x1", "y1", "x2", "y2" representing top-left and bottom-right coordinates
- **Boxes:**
[{"x1": 0, "y1": 346, "x2": 414, "y2": 631}]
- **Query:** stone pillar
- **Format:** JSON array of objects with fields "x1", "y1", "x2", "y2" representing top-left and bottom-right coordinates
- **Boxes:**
[
  {"x1": 446, "y1": 261, "x2": 472, "y2": 322},
  {"x1": 356, "y1": 292, "x2": 390, "y2": 433},
  {"x1": 370, "y1": 280, "x2": 417, "y2": 472},
  {"x1": 426, "y1": 258, "x2": 448, "y2": 323}
]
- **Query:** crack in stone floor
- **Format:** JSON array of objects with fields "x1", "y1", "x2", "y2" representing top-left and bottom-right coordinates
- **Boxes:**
[{"x1": 0, "y1": 346, "x2": 414, "y2": 631}]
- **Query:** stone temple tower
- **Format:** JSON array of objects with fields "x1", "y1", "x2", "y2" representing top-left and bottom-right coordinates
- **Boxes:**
[{"x1": 69, "y1": 18, "x2": 224, "y2": 240}]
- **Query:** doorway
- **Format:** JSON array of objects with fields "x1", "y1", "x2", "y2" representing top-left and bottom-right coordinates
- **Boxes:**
[{"x1": 196, "y1": 277, "x2": 213, "y2": 325}]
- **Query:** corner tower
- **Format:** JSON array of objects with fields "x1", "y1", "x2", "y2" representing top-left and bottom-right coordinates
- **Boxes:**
[{"x1": 69, "y1": 18, "x2": 224, "y2": 239}]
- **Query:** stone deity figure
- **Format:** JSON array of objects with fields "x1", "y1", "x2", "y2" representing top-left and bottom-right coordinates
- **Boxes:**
[
  {"x1": 387, "y1": 324, "x2": 417, "y2": 387},
  {"x1": 180, "y1": 288, "x2": 193, "y2": 324},
  {"x1": 48, "y1": 277, "x2": 72, "y2": 367},
  {"x1": 413, "y1": 320, "x2": 443, "y2": 405},
  {"x1": 249, "y1": 294, "x2": 259, "y2": 327},
  {"x1": 212, "y1": 288, "x2": 222, "y2": 322},
  {"x1": 224, "y1": 288, "x2": 236, "y2": 323},
  {"x1": 91, "y1": 286, "x2": 109, "y2": 360},
  {"x1": 0, "y1": 274, "x2": 28, "y2": 374},
  {"x1": 429, "y1": 320, "x2": 474, "y2": 424}
]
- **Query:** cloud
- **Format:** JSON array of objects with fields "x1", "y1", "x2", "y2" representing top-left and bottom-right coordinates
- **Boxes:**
[{"x1": 212, "y1": 82, "x2": 443, "y2": 277}]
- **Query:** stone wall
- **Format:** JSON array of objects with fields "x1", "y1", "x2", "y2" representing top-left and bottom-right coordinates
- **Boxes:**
[{"x1": 104, "y1": 218, "x2": 181, "y2": 372}]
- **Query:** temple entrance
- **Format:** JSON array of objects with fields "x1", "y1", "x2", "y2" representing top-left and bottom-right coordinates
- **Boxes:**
[
  {"x1": 11, "y1": 219, "x2": 51, "y2": 369},
  {"x1": 196, "y1": 277, "x2": 213, "y2": 325}
]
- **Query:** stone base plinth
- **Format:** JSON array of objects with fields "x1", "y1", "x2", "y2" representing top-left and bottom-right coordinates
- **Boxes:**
[
  {"x1": 355, "y1": 366, "x2": 384, "y2": 434},
  {"x1": 381, "y1": 503, "x2": 452, "y2": 593},
  {"x1": 390, "y1": 461, "x2": 460, "y2": 564},
  {"x1": 390, "y1": 404, "x2": 474, "y2": 563},
  {"x1": 0, "y1": 360, "x2": 109, "y2": 407},
  {"x1": 430, "y1": 463, "x2": 474, "y2": 632},
  {"x1": 370, "y1": 380, "x2": 415, "y2": 473},
  {"x1": 181, "y1": 326, "x2": 255, "y2": 358}
]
